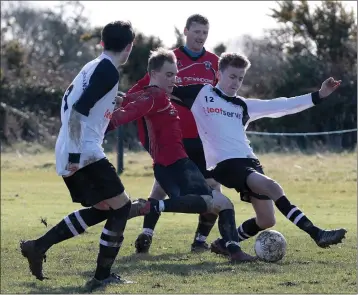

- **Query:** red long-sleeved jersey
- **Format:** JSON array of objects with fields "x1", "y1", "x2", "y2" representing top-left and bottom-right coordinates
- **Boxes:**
[
  {"x1": 107, "y1": 86, "x2": 187, "y2": 166},
  {"x1": 127, "y1": 46, "x2": 219, "y2": 150}
]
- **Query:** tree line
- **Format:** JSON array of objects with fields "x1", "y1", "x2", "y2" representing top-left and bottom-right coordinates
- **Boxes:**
[{"x1": 1, "y1": 0, "x2": 356, "y2": 152}]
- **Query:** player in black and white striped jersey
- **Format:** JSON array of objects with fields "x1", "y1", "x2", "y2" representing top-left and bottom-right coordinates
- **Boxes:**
[{"x1": 19, "y1": 21, "x2": 137, "y2": 292}]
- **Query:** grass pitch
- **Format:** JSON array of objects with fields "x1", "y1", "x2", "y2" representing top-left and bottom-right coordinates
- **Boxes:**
[{"x1": 1, "y1": 151, "x2": 356, "y2": 293}]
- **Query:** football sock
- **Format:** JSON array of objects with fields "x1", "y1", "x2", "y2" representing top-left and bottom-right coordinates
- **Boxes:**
[
  {"x1": 218, "y1": 209, "x2": 241, "y2": 254},
  {"x1": 194, "y1": 213, "x2": 217, "y2": 242},
  {"x1": 237, "y1": 218, "x2": 263, "y2": 242},
  {"x1": 275, "y1": 196, "x2": 320, "y2": 239},
  {"x1": 34, "y1": 207, "x2": 109, "y2": 253},
  {"x1": 94, "y1": 201, "x2": 131, "y2": 281},
  {"x1": 142, "y1": 198, "x2": 161, "y2": 233}
]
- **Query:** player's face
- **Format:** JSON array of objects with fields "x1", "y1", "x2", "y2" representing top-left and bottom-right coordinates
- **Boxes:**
[
  {"x1": 184, "y1": 22, "x2": 209, "y2": 52},
  {"x1": 217, "y1": 66, "x2": 246, "y2": 96},
  {"x1": 153, "y1": 61, "x2": 178, "y2": 93}
]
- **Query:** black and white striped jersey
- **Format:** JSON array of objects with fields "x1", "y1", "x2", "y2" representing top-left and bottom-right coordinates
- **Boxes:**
[
  {"x1": 55, "y1": 53, "x2": 119, "y2": 176},
  {"x1": 172, "y1": 84, "x2": 321, "y2": 170}
]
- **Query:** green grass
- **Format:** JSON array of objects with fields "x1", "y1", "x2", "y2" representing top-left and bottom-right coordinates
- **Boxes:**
[{"x1": 1, "y1": 151, "x2": 357, "y2": 293}]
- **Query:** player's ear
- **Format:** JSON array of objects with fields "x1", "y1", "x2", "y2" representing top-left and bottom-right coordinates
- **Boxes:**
[
  {"x1": 124, "y1": 42, "x2": 133, "y2": 52},
  {"x1": 184, "y1": 27, "x2": 188, "y2": 36},
  {"x1": 149, "y1": 70, "x2": 156, "y2": 79},
  {"x1": 216, "y1": 70, "x2": 221, "y2": 81}
]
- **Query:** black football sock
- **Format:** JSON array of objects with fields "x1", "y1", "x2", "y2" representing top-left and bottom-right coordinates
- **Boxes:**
[
  {"x1": 275, "y1": 196, "x2": 320, "y2": 239},
  {"x1": 94, "y1": 201, "x2": 131, "y2": 281},
  {"x1": 194, "y1": 213, "x2": 217, "y2": 243},
  {"x1": 35, "y1": 207, "x2": 109, "y2": 253}
]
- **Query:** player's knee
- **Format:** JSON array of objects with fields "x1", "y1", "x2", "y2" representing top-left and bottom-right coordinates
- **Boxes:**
[
  {"x1": 256, "y1": 215, "x2": 276, "y2": 229},
  {"x1": 264, "y1": 178, "x2": 283, "y2": 199},
  {"x1": 149, "y1": 181, "x2": 167, "y2": 200},
  {"x1": 206, "y1": 178, "x2": 221, "y2": 192},
  {"x1": 202, "y1": 191, "x2": 234, "y2": 214},
  {"x1": 149, "y1": 191, "x2": 167, "y2": 200},
  {"x1": 111, "y1": 199, "x2": 131, "y2": 217},
  {"x1": 104, "y1": 191, "x2": 131, "y2": 210}
]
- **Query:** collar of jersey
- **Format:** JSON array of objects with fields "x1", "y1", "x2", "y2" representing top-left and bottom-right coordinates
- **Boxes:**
[
  {"x1": 179, "y1": 46, "x2": 206, "y2": 61},
  {"x1": 143, "y1": 85, "x2": 160, "y2": 89},
  {"x1": 213, "y1": 87, "x2": 246, "y2": 107},
  {"x1": 100, "y1": 52, "x2": 115, "y2": 66}
]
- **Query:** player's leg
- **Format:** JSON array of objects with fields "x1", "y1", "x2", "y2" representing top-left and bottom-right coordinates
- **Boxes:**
[
  {"x1": 156, "y1": 158, "x2": 256, "y2": 262},
  {"x1": 85, "y1": 191, "x2": 132, "y2": 291},
  {"x1": 246, "y1": 171, "x2": 347, "y2": 248},
  {"x1": 135, "y1": 165, "x2": 181, "y2": 254},
  {"x1": 186, "y1": 145, "x2": 219, "y2": 252},
  {"x1": 80, "y1": 158, "x2": 133, "y2": 291},
  {"x1": 243, "y1": 198, "x2": 275, "y2": 240},
  {"x1": 141, "y1": 192, "x2": 257, "y2": 262},
  {"x1": 134, "y1": 179, "x2": 167, "y2": 254},
  {"x1": 209, "y1": 158, "x2": 276, "y2": 256},
  {"x1": 211, "y1": 197, "x2": 274, "y2": 256},
  {"x1": 206, "y1": 177, "x2": 222, "y2": 192},
  {"x1": 20, "y1": 164, "x2": 113, "y2": 281}
]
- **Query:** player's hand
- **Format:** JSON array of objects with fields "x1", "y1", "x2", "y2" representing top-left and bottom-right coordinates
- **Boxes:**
[
  {"x1": 115, "y1": 95, "x2": 124, "y2": 108},
  {"x1": 65, "y1": 162, "x2": 79, "y2": 176},
  {"x1": 115, "y1": 91, "x2": 126, "y2": 108},
  {"x1": 319, "y1": 77, "x2": 342, "y2": 98}
]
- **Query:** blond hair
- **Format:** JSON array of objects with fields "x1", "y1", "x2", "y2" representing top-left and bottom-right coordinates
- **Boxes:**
[{"x1": 147, "y1": 47, "x2": 177, "y2": 73}]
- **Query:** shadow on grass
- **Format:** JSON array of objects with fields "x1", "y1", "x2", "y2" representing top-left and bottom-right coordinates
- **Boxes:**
[
  {"x1": 21, "y1": 281, "x2": 84, "y2": 294},
  {"x1": 21, "y1": 252, "x2": 285, "y2": 293}
]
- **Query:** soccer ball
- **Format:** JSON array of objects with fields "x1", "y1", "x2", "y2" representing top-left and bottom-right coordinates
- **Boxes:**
[{"x1": 254, "y1": 230, "x2": 287, "y2": 262}]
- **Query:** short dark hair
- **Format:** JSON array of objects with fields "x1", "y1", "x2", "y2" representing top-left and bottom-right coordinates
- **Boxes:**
[
  {"x1": 101, "y1": 20, "x2": 135, "y2": 52},
  {"x1": 218, "y1": 52, "x2": 251, "y2": 71},
  {"x1": 147, "y1": 48, "x2": 177, "y2": 73},
  {"x1": 185, "y1": 14, "x2": 209, "y2": 29}
]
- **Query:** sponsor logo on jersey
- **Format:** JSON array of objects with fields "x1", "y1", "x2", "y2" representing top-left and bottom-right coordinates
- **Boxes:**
[
  {"x1": 104, "y1": 109, "x2": 112, "y2": 119},
  {"x1": 203, "y1": 107, "x2": 242, "y2": 119},
  {"x1": 183, "y1": 77, "x2": 214, "y2": 84},
  {"x1": 169, "y1": 109, "x2": 177, "y2": 116},
  {"x1": 203, "y1": 61, "x2": 212, "y2": 70}
]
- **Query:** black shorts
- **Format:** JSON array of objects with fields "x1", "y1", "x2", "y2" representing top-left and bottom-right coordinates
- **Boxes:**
[
  {"x1": 63, "y1": 158, "x2": 125, "y2": 207},
  {"x1": 183, "y1": 137, "x2": 213, "y2": 179},
  {"x1": 212, "y1": 158, "x2": 270, "y2": 203},
  {"x1": 154, "y1": 157, "x2": 212, "y2": 198}
]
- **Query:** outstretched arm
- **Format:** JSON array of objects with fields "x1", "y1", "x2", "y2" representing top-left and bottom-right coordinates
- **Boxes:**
[{"x1": 246, "y1": 77, "x2": 341, "y2": 122}]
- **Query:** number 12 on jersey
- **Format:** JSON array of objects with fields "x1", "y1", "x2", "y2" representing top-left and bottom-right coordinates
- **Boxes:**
[{"x1": 205, "y1": 96, "x2": 214, "y2": 102}]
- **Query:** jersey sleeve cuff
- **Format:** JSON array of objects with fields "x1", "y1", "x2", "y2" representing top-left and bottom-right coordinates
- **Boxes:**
[
  {"x1": 69, "y1": 153, "x2": 81, "y2": 164},
  {"x1": 311, "y1": 91, "x2": 322, "y2": 105}
]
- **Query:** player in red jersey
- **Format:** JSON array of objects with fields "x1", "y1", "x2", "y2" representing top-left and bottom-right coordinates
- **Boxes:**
[
  {"x1": 107, "y1": 48, "x2": 257, "y2": 263},
  {"x1": 125, "y1": 14, "x2": 221, "y2": 254}
]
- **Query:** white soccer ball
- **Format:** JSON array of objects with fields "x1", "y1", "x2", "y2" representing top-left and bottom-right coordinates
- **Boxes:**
[{"x1": 254, "y1": 230, "x2": 287, "y2": 262}]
